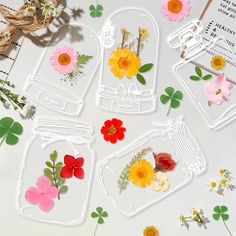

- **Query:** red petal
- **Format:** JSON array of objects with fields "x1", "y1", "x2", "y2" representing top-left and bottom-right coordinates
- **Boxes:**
[
  {"x1": 74, "y1": 157, "x2": 84, "y2": 167},
  {"x1": 74, "y1": 168, "x2": 84, "y2": 179},
  {"x1": 109, "y1": 135, "x2": 117, "y2": 144},
  {"x1": 101, "y1": 126, "x2": 107, "y2": 134},
  {"x1": 60, "y1": 166, "x2": 73, "y2": 178},
  {"x1": 104, "y1": 120, "x2": 112, "y2": 127},
  {"x1": 117, "y1": 132, "x2": 124, "y2": 140},
  {"x1": 112, "y1": 118, "x2": 122, "y2": 128},
  {"x1": 64, "y1": 155, "x2": 75, "y2": 167}
]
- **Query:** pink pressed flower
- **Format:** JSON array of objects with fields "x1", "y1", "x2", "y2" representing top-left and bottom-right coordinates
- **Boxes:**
[
  {"x1": 162, "y1": 0, "x2": 191, "y2": 21},
  {"x1": 50, "y1": 46, "x2": 77, "y2": 74},
  {"x1": 204, "y1": 74, "x2": 233, "y2": 106},
  {"x1": 25, "y1": 176, "x2": 59, "y2": 212}
]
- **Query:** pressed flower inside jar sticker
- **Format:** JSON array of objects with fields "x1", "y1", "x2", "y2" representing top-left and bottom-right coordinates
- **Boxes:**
[
  {"x1": 25, "y1": 151, "x2": 85, "y2": 212},
  {"x1": 50, "y1": 46, "x2": 93, "y2": 85},
  {"x1": 211, "y1": 55, "x2": 225, "y2": 70},
  {"x1": 162, "y1": 0, "x2": 191, "y2": 21},
  {"x1": 143, "y1": 226, "x2": 159, "y2": 236},
  {"x1": 101, "y1": 118, "x2": 126, "y2": 144},
  {"x1": 108, "y1": 27, "x2": 154, "y2": 85},
  {"x1": 117, "y1": 147, "x2": 176, "y2": 193}
]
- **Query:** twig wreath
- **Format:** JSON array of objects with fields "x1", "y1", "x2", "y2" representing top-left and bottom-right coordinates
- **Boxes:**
[{"x1": 0, "y1": 0, "x2": 64, "y2": 52}]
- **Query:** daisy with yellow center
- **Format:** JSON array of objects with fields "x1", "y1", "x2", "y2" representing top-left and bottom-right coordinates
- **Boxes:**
[
  {"x1": 220, "y1": 178, "x2": 229, "y2": 187},
  {"x1": 209, "y1": 181, "x2": 217, "y2": 191},
  {"x1": 143, "y1": 226, "x2": 159, "y2": 236},
  {"x1": 218, "y1": 168, "x2": 226, "y2": 175},
  {"x1": 108, "y1": 47, "x2": 141, "y2": 79},
  {"x1": 128, "y1": 159, "x2": 155, "y2": 188},
  {"x1": 211, "y1": 55, "x2": 225, "y2": 70}
]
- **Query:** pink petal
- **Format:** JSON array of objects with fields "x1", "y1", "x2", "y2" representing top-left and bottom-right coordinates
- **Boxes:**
[
  {"x1": 25, "y1": 187, "x2": 41, "y2": 205},
  {"x1": 36, "y1": 176, "x2": 51, "y2": 193},
  {"x1": 46, "y1": 186, "x2": 59, "y2": 198},
  {"x1": 39, "y1": 196, "x2": 54, "y2": 212}
]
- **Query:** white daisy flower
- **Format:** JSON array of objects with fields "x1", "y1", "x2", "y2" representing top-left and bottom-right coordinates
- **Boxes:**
[
  {"x1": 52, "y1": 4, "x2": 64, "y2": 17},
  {"x1": 24, "y1": 6, "x2": 36, "y2": 17}
]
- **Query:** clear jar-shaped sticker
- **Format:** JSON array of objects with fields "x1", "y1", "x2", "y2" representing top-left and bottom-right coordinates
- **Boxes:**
[
  {"x1": 17, "y1": 117, "x2": 94, "y2": 225},
  {"x1": 98, "y1": 118, "x2": 206, "y2": 217},
  {"x1": 24, "y1": 23, "x2": 101, "y2": 116},
  {"x1": 97, "y1": 8, "x2": 159, "y2": 114},
  {"x1": 168, "y1": 20, "x2": 236, "y2": 129}
]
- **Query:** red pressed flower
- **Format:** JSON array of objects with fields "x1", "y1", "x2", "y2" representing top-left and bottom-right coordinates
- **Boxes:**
[
  {"x1": 101, "y1": 118, "x2": 126, "y2": 144},
  {"x1": 153, "y1": 152, "x2": 176, "y2": 172},
  {"x1": 60, "y1": 155, "x2": 85, "y2": 179}
]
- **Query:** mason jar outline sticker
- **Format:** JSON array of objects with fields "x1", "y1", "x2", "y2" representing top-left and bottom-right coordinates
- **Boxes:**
[
  {"x1": 97, "y1": 7, "x2": 160, "y2": 114},
  {"x1": 168, "y1": 20, "x2": 236, "y2": 129},
  {"x1": 97, "y1": 118, "x2": 206, "y2": 217},
  {"x1": 16, "y1": 117, "x2": 95, "y2": 226},
  {"x1": 24, "y1": 23, "x2": 102, "y2": 116}
]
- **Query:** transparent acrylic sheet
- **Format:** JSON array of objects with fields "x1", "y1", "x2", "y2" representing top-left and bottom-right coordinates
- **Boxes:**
[
  {"x1": 168, "y1": 20, "x2": 236, "y2": 129},
  {"x1": 97, "y1": 7, "x2": 159, "y2": 114},
  {"x1": 24, "y1": 23, "x2": 101, "y2": 116},
  {"x1": 17, "y1": 117, "x2": 95, "y2": 225},
  {"x1": 97, "y1": 118, "x2": 206, "y2": 217}
]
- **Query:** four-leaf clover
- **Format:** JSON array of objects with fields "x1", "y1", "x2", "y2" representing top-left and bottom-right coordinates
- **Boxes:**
[
  {"x1": 160, "y1": 87, "x2": 183, "y2": 115},
  {"x1": 0, "y1": 117, "x2": 23, "y2": 145},
  {"x1": 89, "y1": 4, "x2": 104, "y2": 18},
  {"x1": 213, "y1": 205, "x2": 229, "y2": 221},
  {"x1": 91, "y1": 207, "x2": 108, "y2": 224}
]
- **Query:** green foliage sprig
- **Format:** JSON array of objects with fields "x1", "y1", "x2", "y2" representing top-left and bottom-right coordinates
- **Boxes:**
[
  {"x1": 136, "y1": 63, "x2": 153, "y2": 85},
  {"x1": 190, "y1": 66, "x2": 212, "y2": 81},
  {"x1": 44, "y1": 150, "x2": 68, "y2": 200},
  {"x1": 117, "y1": 147, "x2": 152, "y2": 193}
]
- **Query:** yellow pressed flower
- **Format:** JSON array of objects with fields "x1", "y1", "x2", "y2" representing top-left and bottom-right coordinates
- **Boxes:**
[
  {"x1": 139, "y1": 28, "x2": 149, "y2": 40},
  {"x1": 191, "y1": 208, "x2": 199, "y2": 216},
  {"x1": 218, "y1": 169, "x2": 226, "y2": 175},
  {"x1": 211, "y1": 55, "x2": 225, "y2": 70},
  {"x1": 210, "y1": 181, "x2": 217, "y2": 189},
  {"x1": 150, "y1": 172, "x2": 170, "y2": 192},
  {"x1": 143, "y1": 226, "x2": 159, "y2": 236},
  {"x1": 220, "y1": 179, "x2": 228, "y2": 187},
  {"x1": 128, "y1": 159, "x2": 155, "y2": 188},
  {"x1": 108, "y1": 48, "x2": 141, "y2": 79}
]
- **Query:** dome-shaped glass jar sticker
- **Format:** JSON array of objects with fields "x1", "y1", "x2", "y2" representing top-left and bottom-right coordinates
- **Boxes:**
[
  {"x1": 98, "y1": 118, "x2": 206, "y2": 217},
  {"x1": 97, "y1": 8, "x2": 159, "y2": 114},
  {"x1": 168, "y1": 20, "x2": 236, "y2": 129},
  {"x1": 17, "y1": 117, "x2": 94, "y2": 225},
  {"x1": 24, "y1": 23, "x2": 101, "y2": 116}
]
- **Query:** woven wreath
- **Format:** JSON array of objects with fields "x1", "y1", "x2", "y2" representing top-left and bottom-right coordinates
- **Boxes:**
[{"x1": 0, "y1": 0, "x2": 63, "y2": 52}]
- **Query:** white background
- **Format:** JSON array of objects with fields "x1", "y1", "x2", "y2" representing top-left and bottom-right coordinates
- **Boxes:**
[{"x1": 0, "y1": 0, "x2": 236, "y2": 235}]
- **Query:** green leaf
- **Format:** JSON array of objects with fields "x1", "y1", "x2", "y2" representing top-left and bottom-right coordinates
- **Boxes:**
[
  {"x1": 0, "y1": 117, "x2": 23, "y2": 145},
  {"x1": 220, "y1": 206, "x2": 228, "y2": 213},
  {"x1": 173, "y1": 91, "x2": 183, "y2": 100},
  {"x1": 46, "y1": 161, "x2": 53, "y2": 168},
  {"x1": 190, "y1": 76, "x2": 201, "y2": 81},
  {"x1": 96, "y1": 207, "x2": 103, "y2": 215},
  {"x1": 213, "y1": 213, "x2": 220, "y2": 221},
  {"x1": 91, "y1": 212, "x2": 99, "y2": 218},
  {"x1": 214, "y1": 206, "x2": 221, "y2": 213},
  {"x1": 139, "y1": 63, "x2": 153, "y2": 73},
  {"x1": 44, "y1": 168, "x2": 53, "y2": 176},
  {"x1": 165, "y1": 87, "x2": 175, "y2": 96},
  {"x1": 101, "y1": 211, "x2": 108, "y2": 217},
  {"x1": 136, "y1": 74, "x2": 146, "y2": 85},
  {"x1": 160, "y1": 94, "x2": 170, "y2": 104},
  {"x1": 221, "y1": 214, "x2": 229, "y2": 221},
  {"x1": 89, "y1": 4, "x2": 104, "y2": 17},
  {"x1": 195, "y1": 66, "x2": 202, "y2": 77},
  {"x1": 55, "y1": 162, "x2": 63, "y2": 169},
  {"x1": 202, "y1": 74, "x2": 213, "y2": 80},
  {"x1": 50, "y1": 151, "x2": 57, "y2": 162},
  {"x1": 97, "y1": 217, "x2": 104, "y2": 224},
  {"x1": 170, "y1": 99, "x2": 180, "y2": 108},
  {"x1": 57, "y1": 178, "x2": 65, "y2": 186},
  {"x1": 77, "y1": 55, "x2": 93, "y2": 66},
  {"x1": 59, "y1": 185, "x2": 68, "y2": 194}
]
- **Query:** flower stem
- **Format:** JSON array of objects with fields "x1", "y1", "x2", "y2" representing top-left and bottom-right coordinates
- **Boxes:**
[
  {"x1": 52, "y1": 160, "x2": 60, "y2": 200},
  {"x1": 166, "y1": 105, "x2": 171, "y2": 116},
  {"x1": 137, "y1": 29, "x2": 141, "y2": 57},
  {"x1": 223, "y1": 220, "x2": 233, "y2": 236},
  {"x1": 93, "y1": 222, "x2": 98, "y2": 236}
]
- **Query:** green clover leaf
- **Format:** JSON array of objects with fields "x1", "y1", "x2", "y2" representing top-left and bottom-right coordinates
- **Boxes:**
[
  {"x1": 213, "y1": 205, "x2": 229, "y2": 221},
  {"x1": 190, "y1": 66, "x2": 213, "y2": 81},
  {"x1": 160, "y1": 87, "x2": 183, "y2": 115},
  {"x1": 91, "y1": 207, "x2": 108, "y2": 224},
  {"x1": 89, "y1": 4, "x2": 104, "y2": 18},
  {"x1": 0, "y1": 117, "x2": 23, "y2": 145}
]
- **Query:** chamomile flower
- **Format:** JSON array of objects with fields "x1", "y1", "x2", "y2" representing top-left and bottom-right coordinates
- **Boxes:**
[
  {"x1": 52, "y1": 4, "x2": 64, "y2": 17},
  {"x1": 24, "y1": 6, "x2": 36, "y2": 17},
  {"x1": 1, "y1": 31, "x2": 11, "y2": 42},
  {"x1": 41, "y1": 2, "x2": 54, "y2": 17},
  {"x1": 209, "y1": 181, "x2": 217, "y2": 192}
]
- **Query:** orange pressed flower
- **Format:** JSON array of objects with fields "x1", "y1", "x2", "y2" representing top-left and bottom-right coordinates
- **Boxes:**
[{"x1": 168, "y1": 0, "x2": 183, "y2": 14}]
